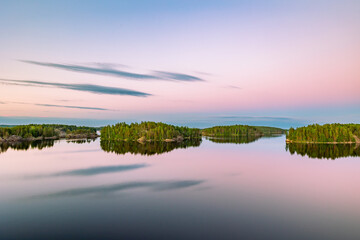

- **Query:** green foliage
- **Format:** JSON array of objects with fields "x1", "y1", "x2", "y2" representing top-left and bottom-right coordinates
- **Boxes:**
[
  {"x1": 287, "y1": 124, "x2": 360, "y2": 143},
  {"x1": 202, "y1": 125, "x2": 284, "y2": 137},
  {"x1": 100, "y1": 121, "x2": 201, "y2": 141},
  {"x1": 0, "y1": 124, "x2": 97, "y2": 139}
]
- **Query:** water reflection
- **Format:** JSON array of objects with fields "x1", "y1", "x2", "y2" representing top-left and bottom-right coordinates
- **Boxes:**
[
  {"x1": 206, "y1": 135, "x2": 262, "y2": 144},
  {"x1": 206, "y1": 134, "x2": 282, "y2": 144},
  {"x1": 0, "y1": 140, "x2": 56, "y2": 154},
  {"x1": 24, "y1": 163, "x2": 148, "y2": 179},
  {"x1": 30, "y1": 180, "x2": 204, "y2": 199},
  {"x1": 2, "y1": 136, "x2": 360, "y2": 239},
  {"x1": 3, "y1": 136, "x2": 359, "y2": 161},
  {"x1": 100, "y1": 139, "x2": 202, "y2": 155},
  {"x1": 286, "y1": 143, "x2": 360, "y2": 159},
  {"x1": 66, "y1": 139, "x2": 96, "y2": 144}
]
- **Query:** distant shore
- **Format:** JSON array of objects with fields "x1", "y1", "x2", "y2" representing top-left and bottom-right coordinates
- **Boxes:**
[{"x1": 0, "y1": 133, "x2": 99, "y2": 143}]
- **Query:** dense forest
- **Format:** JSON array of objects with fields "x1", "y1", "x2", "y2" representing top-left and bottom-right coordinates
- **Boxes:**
[
  {"x1": 202, "y1": 125, "x2": 284, "y2": 137},
  {"x1": 286, "y1": 143, "x2": 360, "y2": 160},
  {"x1": 287, "y1": 124, "x2": 360, "y2": 143},
  {"x1": 0, "y1": 124, "x2": 97, "y2": 141},
  {"x1": 101, "y1": 122, "x2": 201, "y2": 141},
  {"x1": 101, "y1": 138, "x2": 201, "y2": 156}
]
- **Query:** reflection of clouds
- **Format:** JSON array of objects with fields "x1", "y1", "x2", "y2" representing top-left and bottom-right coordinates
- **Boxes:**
[
  {"x1": 21, "y1": 60, "x2": 203, "y2": 82},
  {"x1": 24, "y1": 164, "x2": 148, "y2": 179},
  {"x1": 0, "y1": 79, "x2": 151, "y2": 97},
  {"x1": 31, "y1": 180, "x2": 204, "y2": 198}
]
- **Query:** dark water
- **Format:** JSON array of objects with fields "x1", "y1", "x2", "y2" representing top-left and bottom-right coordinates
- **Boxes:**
[{"x1": 1, "y1": 135, "x2": 360, "y2": 240}]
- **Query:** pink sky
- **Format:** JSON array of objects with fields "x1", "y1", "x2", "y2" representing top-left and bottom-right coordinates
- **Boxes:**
[{"x1": 0, "y1": 1, "x2": 359, "y2": 127}]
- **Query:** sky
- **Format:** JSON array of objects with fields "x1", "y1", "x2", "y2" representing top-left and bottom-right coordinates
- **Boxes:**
[{"x1": 0, "y1": 0, "x2": 359, "y2": 128}]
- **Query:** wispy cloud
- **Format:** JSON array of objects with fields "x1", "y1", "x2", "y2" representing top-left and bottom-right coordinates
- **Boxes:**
[
  {"x1": 194, "y1": 71, "x2": 213, "y2": 76},
  {"x1": 30, "y1": 180, "x2": 204, "y2": 198},
  {"x1": 154, "y1": 71, "x2": 204, "y2": 82},
  {"x1": 35, "y1": 103, "x2": 109, "y2": 111},
  {"x1": 0, "y1": 79, "x2": 151, "y2": 97},
  {"x1": 20, "y1": 60, "x2": 204, "y2": 82},
  {"x1": 21, "y1": 60, "x2": 157, "y2": 79},
  {"x1": 24, "y1": 164, "x2": 148, "y2": 179},
  {"x1": 4, "y1": 101, "x2": 111, "y2": 111},
  {"x1": 225, "y1": 85, "x2": 242, "y2": 89}
]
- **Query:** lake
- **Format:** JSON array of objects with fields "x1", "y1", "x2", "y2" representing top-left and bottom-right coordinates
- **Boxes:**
[{"x1": 1, "y1": 135, "x2": 360, "y2": 240}]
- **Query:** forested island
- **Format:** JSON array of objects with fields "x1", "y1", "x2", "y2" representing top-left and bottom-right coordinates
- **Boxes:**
[
  {"x1": 100, "y1": 122, "x2": 285, "y2": 143},
  {"x1": 286, "y1": 124, "x2": 360, "y2": 143},
  {"x1": 0, "y1": 124, "x2": 98, "y2": 143},
  {"x1": 202, "y1": 125, "x2": 285, "y2": 137},
  {"x1": 101, "y1": 122, "x2": 201, "y2": 142}
]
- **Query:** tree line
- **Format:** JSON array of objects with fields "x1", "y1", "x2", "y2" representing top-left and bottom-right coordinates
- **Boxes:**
[
  {"x1": 0, "y1": 124, "x2": 97, "y2": 139},
  {"x1": 202, "y1": 125, "x2": 284, "y2": 137},
  {"x1": 287, "y1": 124, "x2": 360, "y2": 143},
  {"x1": 100, "y1": 121, "x2": 201, "y2": 141}
]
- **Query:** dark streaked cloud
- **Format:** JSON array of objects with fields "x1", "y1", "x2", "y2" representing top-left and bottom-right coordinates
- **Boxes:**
[
  {"x1": 3, "y1": 101, "x2": 111, "y2": 111},
  {"x1": 24, "y1": 164, "x2": 148, "y2": 179},
  {"x1": 35, "y1": 103, "x2": 109, "y2": 111},
  {"x1": 21, "y1": 60, "x2": 157, "y2": 80},
  {"x1": 154, "y1": 71, "x2": 204, "y2": 82},
  {"x1": 30, "y1": 180, "x2": 204, "y2": 198},
  {"x1": 20, "y1": 60, "x2": 204, "y2": 82},
  {"x1": 0, "y1": 79, "x2": 151, "y2": 97}
]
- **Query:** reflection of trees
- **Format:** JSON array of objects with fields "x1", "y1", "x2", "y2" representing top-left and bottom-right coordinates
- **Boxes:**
[
  {"x1": 286, "y1": 143, "x2": 360, "y2": 160},
  {"x1": 100, "y1": 139, "x2": 202, "y2": 156},
  {"x1": 206, "y1": 135, "x2": 262, "y2": 144},
  {"x1": 0, "y1": 140, "x2": 55, "y2": 154},
  {"x1": 67, "y1": 139, "x2": 96, "y2": 144}
]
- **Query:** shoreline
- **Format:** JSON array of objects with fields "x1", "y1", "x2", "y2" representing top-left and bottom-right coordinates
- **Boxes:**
[
  {"x1": 100, "y1": 136, "x2": 200, "y2": 143},
  {"x1": 0, "y1": 134, "x2": 99, "y2": 144}
]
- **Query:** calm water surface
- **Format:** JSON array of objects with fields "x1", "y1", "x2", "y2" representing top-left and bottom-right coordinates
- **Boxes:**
[{"x1": 1, "y1": 136, "x2": 360, "y2": 239}]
